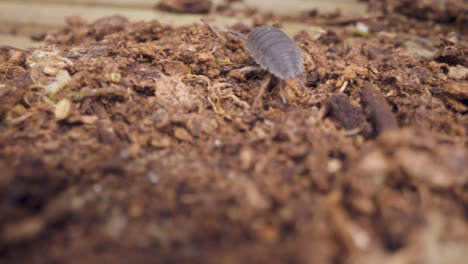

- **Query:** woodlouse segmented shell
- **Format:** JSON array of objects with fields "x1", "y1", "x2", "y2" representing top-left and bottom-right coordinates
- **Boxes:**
[{"x1": 245, "y1": 26, "x2": 304, "y2": 81}]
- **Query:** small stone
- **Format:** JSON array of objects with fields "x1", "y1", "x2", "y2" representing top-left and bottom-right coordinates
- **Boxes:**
[
  {"x1": 93, "y1": 184, "x2": 102, "y2": 193},
  {"x1": 150, "y1": 136, "x2": 172, "y2": 148},
  {"x1": 2, "y1": 217, "x2": 45, "y2": 243},
  {"x1": 162, "y1": 61, "x2": 190, "y2": 76},
  {"x1": 198, "y1": 53, "x2": 214, "y2": 62},
  {"x1": 43, "y1": 66, "x2": 58, "y2": 76},
  {"x1": 240, "y1": 146, "x2": 254, "y2": 170},
  {"x1": 447, "y1": 65, "x2": 468, "y2": 80},
  {"x1": 147, "y1": 171, "x2": 160, "y2": 184},
  {"x1": 174, "y1": 127, "x2": 193, "y2": 142},
  {"x1": 358, "y1": 150, "x2": 389, "y2": 178},
  {"x1": 354, "y1": 22, "x2": 370, "y2": 36},
  {"x1": 207, "y1": 69, "x2": 220, "y2": 78},
  {"x1": 258, "y1": 225, "x2": 278, "y2": 244},
  {"x1": 137, "y1": 44, "x2": 156, "y2": 57},
  {"x1": 228, "y1": 69, "x2": 245, "y2": 81},
  {"x1": 55, "y1": 98, "x2": 72, "y2": 121},
  {"x1": 128, "y1": 200, "x2": 145, "y2": 218},
  {"x1": 327, "y1": 159, "x2": 342, "y2": 173},
  {"x1": 45, "y1": 70, "x2": 71, "y2": 94},
  {"x1": 67, "y1": 115, "x2": 98, "y2": 124},
  {"x1": 110, "y1": 72, "x2": 122, "y2": 83}
]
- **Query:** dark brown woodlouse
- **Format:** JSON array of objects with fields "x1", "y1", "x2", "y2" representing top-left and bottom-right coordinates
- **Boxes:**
[{"x1": 204, "y1": 21, "x2": 306, "y2": 106}]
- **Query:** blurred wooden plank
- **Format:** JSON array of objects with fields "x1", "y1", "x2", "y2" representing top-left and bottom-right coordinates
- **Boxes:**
[
  {"x1": 0, "y1": 34, "x2": 43, "y2": 49},
  {"x1": 1, "y1": 0, "x2": 367, "y2": 15},
  {"x1": 0, "y1": 23, "x2": 57, "y2": 36},
  {"x1": 241, "y1": 0, "x2": 366, "y2": 15},
  {"x1": 0, "y1": 2, "x2": 324, "y2": 35},
  {"x1": 0, "y1": 1, "x2": 330, "y2": 49},
  {"x1": 0, "y1": 2, "x2": 244, "y2": 28},
  {"x1": 2, "y1": 0, "x2": 153, "y2": 8}
]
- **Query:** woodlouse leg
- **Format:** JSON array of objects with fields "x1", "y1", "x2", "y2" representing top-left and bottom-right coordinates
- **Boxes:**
[
  {"x1": 239, "y1": 66, "x2": 262, "y2": 73},
  {"x1": 278, "y1": 81, "x2": 287, "y2": 104},
  {"x1": 252, "y1": 73, "x2": 271, "y2": 107}
]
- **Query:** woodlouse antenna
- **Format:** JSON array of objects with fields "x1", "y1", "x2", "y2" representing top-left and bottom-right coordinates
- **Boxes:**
[
  {"x1": 215, "y1": 30, "x2": 247, "y2": 41},
  {"x1": 200, "y1": 18, "x2": 247, "y2": 41},
  {"x1": 252, "y1": 73, "x2": 271, "y2": 108},
  {"x1": 278, "y1": 81, "x2": 287, "y2": 104},
  {"x1": 201, "y1": 18, "x2": 222, "y2": 39}
]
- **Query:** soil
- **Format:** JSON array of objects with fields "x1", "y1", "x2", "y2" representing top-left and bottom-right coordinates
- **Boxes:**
[{"x1": 1, "y1": 0, "x2": 468, "y2": 263}]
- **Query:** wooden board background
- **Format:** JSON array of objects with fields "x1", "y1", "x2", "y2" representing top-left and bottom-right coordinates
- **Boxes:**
[{"x1": 0, "y1": 0, "x2": 367, "y2": 49}]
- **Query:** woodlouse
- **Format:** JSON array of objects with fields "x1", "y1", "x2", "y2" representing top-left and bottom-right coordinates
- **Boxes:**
[
  {"x1": 204, "y1": 21, "x2": 305, "y2": 105},
  {"x1": 245, "y1": 26, "x2": 304, "y2": 81}
]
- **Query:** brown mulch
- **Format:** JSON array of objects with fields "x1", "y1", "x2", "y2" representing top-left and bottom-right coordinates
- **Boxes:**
[{"x1": 1, "y1": 1, "x2": 468, "y2": 263}]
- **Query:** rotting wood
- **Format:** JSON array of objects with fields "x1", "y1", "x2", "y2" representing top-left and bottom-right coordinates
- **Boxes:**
[
  {"x1": 361, "y1": 83, "x2": 398, "y2": 136},
  {"x1": 326, "y1": 93, "x2": 371, "y2": 135}
]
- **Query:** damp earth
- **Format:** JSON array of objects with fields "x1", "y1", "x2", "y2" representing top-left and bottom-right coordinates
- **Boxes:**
[{"x1": 1, "y1": 0, "x2": 468, "y2": 263}]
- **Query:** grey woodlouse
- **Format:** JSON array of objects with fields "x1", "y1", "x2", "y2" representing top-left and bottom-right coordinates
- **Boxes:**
[
  {"x1": 245, "y1": 26, "x2": 304, "y2": 81},
  {"x1": 204, "y1": 21, "x2": 306, "y2": 105}
]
